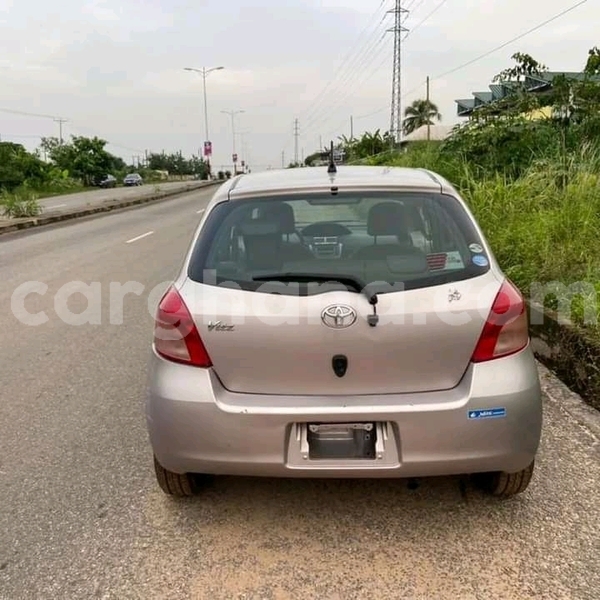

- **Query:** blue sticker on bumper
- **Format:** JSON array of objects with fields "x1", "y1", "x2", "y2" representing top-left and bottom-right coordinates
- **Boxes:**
[{"x1": 468, "y1": 408, "x2": 506, "y2": 420}]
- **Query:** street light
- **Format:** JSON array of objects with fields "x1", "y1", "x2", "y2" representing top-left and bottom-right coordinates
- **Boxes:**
[
  {"x1": 236, "y1": 129, "x2": 251, "y2": 172},
  {"x1": 221, "y1": 109, "x2": 244, "y2": 174},
  {"x1": 184, "y1": 66, "x2": 224, "y2": 175}
]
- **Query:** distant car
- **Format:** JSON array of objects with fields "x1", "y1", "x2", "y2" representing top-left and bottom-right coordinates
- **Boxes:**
[
  {"x1": 145, "y1": 164, "x2": 543, "y2": 499},
  {"x1": 123, "y1": 173, "x2": 143, "y2": 186},
  {"x1": 98, "y1": 174, "x2": 117, "y2": 188}
]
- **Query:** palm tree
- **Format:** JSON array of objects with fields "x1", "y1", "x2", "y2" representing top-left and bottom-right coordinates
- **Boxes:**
[{"x1": 402, "y1": 99, "x2": 442, "y2": 135}]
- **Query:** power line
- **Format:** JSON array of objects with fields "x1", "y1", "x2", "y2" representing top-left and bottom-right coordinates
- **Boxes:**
[
  {"x1": 406, "y1": 0, "x2": 428, "y2": 14},
  {"x1": 302, "y1": 30, "x2": 391, "y2": 135},
  {"x1": 0, "y1": 133, "x2": 44, "y2": 139},
  {"x1": 348, "y1": 0, "x2": 588, "y2": 127},
  {"x1": 297, "y1": 0, "x2": 389, "y2": 122},
  {"x1": 303, "y1": 0, "x2": 449, "y2": 139},
  {"x1": 300, "y1": 5, "x2": 394, "y2": 130},
  {"x1": 433, "y1": 0, "x2": 588, "y2": 80},
  {"x1": 302, "y1": 12, "x2": 404, "y2": 137},
  {"x1": 0, "y1": 107, "x2": 64, "y2": 120},
  {"x1": 302, "y1": 20, "x2": 390, "y2": 131},
  {"x1": 0, "y1": 106, "x2": 147, "y2": 154}
]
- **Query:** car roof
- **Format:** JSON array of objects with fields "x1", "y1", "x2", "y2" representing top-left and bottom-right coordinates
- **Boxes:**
[{"x1": 212, "y1": 165, "x2": 456, "y2": 202}]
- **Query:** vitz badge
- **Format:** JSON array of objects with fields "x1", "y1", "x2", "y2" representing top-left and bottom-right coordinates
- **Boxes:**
[{"x1": 207, "y1": 321, "x2": 235, "y2": 332}]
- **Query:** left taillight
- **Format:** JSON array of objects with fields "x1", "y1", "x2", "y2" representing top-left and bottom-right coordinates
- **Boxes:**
[{"x1": 153, "y1": 286, "x2": 212, "y2": 367}]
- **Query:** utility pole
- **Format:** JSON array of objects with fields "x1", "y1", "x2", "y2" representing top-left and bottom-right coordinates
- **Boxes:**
[
  {"x1": 319, "y1": 135, "x2": 323, "y2": 151},
  {"x1": 293, "y1": 118, "x2": 299, "y2": 166},
  {"x1": 184, "y1": 66, "x2": 225, "y2": 176},
  {"x1": 54, "y1": 118, "x2": 68, "y2": 144},
  {"x1": 426, "y1": 76, "x2": 431, "y2": 141},
  {"x1": 387, "y1": 1, "x2": 409, "y2": 146},
  {"x1": 236, "y1": 130, "x2": 251, "y2": 173},
  {"x1": 281, "y1": 150, "x2": 285, "y2": 168},
  {"x1": 350, "y1": 115, "x2": 354, "y2": 140},
  {"x1": 221, "y1": 109, "x2": 244, "y2": 174}
]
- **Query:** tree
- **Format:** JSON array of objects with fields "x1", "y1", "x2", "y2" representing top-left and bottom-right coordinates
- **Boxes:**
[
  {"x1": 334, "y1": 130, "x2": 396, "y2": 161},
  {"x1": 0, "y1": 142, "x2": 49, "y2": 192},
  {"x1": 442, "y1": 47, "x2": 600, "y2": 180},
  {"x1": 304, "y1": 151, "x2": 322, "y2": 167},
  {"x1": 494, "y1": 52, "x2": 547, "y2": 81},
  {"x1": 402, "y1": 100, "x2": 442, "y2": 135},
  {"x1": 147, "y1": 151, "x2": 208, "y2": 179},
  {"x1": 41, "y1": 135, "x2": 123, "y2": 186},
  {"x1": 584, "y1": 46, "x2": 600, "y2": 76}
]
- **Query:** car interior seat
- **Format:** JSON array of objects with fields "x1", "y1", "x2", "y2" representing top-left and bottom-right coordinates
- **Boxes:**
[
  {"x1": 258, "y1": 203, "x2": 314, "y2": 262},
  {"x1": 352, "y1": 202, "x2": 423, "y2": 260}
]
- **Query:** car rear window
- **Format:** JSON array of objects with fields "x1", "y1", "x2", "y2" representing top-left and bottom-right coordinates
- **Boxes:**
[{"x1": 187, "y1": 192, "x2": 490, "y2": 295}]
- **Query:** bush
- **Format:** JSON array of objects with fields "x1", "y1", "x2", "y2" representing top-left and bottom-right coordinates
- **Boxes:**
[
  {"x1": 373, "y1": 141, "x2": 600, "y2": 329},
  {"x1": 1, "y1": 189, "x2": 42, "y2": 218}
]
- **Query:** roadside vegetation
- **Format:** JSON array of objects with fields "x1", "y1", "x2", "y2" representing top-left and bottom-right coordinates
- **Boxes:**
[
  {"x1": 325, "y1": 48, "x2": 600, "y2": 331},
  {"x1": 0, "y1": 135, "x2": 209, "y2": 218}
]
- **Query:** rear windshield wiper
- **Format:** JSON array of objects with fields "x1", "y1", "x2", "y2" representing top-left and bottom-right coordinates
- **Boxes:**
[
  {"x1": 253, "y1": 272, "x2": 366, "y2": 293},
  {"x1": 252, "y1": 273, "x2": 381, "y2": 326}
]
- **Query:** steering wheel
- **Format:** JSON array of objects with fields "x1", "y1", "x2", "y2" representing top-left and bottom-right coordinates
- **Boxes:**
[{"x1": 301, "y1": 221, "x2": 353, "y2": 238}]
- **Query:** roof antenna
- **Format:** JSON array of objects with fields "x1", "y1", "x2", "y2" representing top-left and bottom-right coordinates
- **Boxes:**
[{"x1": 327, "y1": 141, "x2": 337, "y2": 174}]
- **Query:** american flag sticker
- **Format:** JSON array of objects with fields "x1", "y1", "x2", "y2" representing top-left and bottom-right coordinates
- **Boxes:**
[{"x1": 426, "y1": 253, "x2": 447, "y2": 270}]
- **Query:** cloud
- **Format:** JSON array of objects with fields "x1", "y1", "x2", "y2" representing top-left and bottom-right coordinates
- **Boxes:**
[
  {"x1": 0, "y1": 0, "x2": 596, "y2": 168},
  {"x1": 82, "y1": 0, "x2": 121, "y2": 22}
]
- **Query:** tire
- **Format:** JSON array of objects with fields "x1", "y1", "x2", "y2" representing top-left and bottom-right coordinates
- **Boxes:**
[
  {"x1": 475, "y1": 460, "x2": 535, "y2": 498},
  {"x1": 153, "y1": 455, "x2": 201, "y2": 497}
]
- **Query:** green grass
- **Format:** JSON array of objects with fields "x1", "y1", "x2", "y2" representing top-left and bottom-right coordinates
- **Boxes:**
[
  {"x1": 371, "y1": 143, "x2": 600, "y2": 330},
  {"x1": 0, "y1": 189, "x2": 42, "y2": 218}
]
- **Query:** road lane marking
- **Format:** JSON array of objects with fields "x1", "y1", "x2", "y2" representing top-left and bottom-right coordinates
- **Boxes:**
[
  {"x1": 125, "y1": 231, "x2": 154, "y2": 244},
  {"x1": 196, "y1": 209, "x2": 205, "y2": 214},
  {"x1": 46, "y1": 204, "x2": 67, "y2": 209}
]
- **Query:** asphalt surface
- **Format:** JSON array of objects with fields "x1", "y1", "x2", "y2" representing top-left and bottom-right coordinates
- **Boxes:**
[
  {"x1": 0, "y1": 187, "x2": 599, "y2": 600},
  {"x1": 36, "y1": 180, "x2": 205, "y2": 214}
]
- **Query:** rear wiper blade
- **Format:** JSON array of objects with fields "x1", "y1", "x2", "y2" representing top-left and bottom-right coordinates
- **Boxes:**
[
  {"x1": 253, "y1": 273, "x2": 382, "y2": 327},
  {"x1": 253, "y1": 272, "x2": 380, "y2": 301},
  {"x1": 253, "y1": 272, "x2": 363, "y2": 291}
]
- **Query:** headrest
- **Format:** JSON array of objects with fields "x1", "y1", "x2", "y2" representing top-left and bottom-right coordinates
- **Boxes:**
[
  {"x1": 240, "y1": 221, "x2": 282, "y2": 236},
  {"x1": 259, "y1": 203, "x2": 295, "y2": 234},
  {"x1": 367, "y1": 202, "x2": 410, "y2": 237}
]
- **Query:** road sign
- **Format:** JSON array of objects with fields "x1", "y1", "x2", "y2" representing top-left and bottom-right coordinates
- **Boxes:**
[
  {"x1": 232, "y1": 153, "x2": 238, "y2": 162},
  {"x1": 203, "y1": 141, "x2": 212, "y2": 157}
]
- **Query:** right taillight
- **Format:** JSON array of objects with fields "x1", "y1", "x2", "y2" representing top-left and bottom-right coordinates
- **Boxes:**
[
  {"x1": 471, "y1": 279, "x2": 529, "y2": 363},
  {"x1": 153, "y1": 286, "x2": 212, "y2": 367}
]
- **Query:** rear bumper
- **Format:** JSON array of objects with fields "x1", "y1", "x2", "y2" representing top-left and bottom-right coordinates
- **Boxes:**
[{"x1": 145, "y1": 346, "x2": 543, "y2": 478}]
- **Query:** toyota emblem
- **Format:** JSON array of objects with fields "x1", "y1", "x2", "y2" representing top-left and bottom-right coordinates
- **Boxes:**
[{"x1": 321, "y1": 305, "x2": 357, "y2": 329}]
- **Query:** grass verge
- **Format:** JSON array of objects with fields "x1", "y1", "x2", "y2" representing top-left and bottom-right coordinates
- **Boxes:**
[{"x1": 370, "y1": 143, "x2": 600, "y2": 333}]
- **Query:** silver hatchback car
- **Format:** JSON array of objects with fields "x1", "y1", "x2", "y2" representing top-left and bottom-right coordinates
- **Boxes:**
[{"x1": 145, "y1": 164, "x2": 543, "y2": 498}]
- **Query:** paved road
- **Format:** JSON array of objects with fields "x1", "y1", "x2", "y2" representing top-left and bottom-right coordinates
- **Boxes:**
[
  {"x1": 37, "y1": 180, "x2": 208, "y2": 214},
  {"x1": 0, "y1": 188, "x2": 599, "y2": 600}
]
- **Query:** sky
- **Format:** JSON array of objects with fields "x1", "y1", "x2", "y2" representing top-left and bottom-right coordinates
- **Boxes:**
[{"x1": 0, "y1": 0, "x2": 597, "y2": 172}]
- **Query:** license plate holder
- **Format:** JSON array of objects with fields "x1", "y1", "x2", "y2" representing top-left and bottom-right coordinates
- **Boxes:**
[{"x1": 306, "y1": 422, "x2": 376, "y2": 460}]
